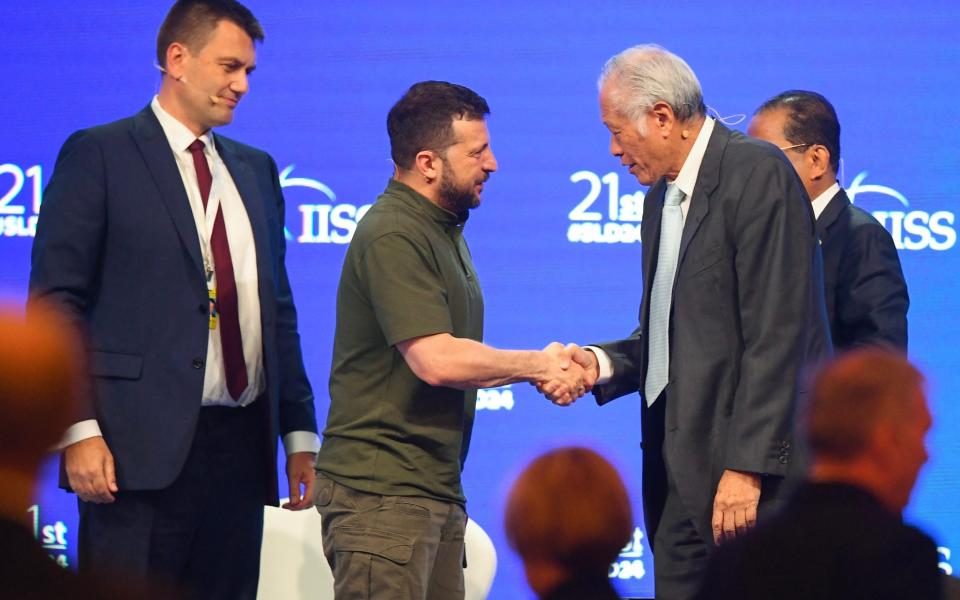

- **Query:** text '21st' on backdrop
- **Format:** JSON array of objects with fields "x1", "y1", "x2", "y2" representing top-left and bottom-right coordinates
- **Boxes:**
[{"x1": 1, "y1": 2, "x2": 958, "y2": 598}]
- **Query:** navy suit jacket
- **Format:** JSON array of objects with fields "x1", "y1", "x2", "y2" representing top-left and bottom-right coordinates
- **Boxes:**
[
  {"x1": 30, "y1": 105, "x2": 317, "y2": 504},
  {"x1": 817, "y1": 188, "x2": 908, "y2": 351},
  {"x1": 592, "y1": 123, "x2": 831, "y2": 544}
]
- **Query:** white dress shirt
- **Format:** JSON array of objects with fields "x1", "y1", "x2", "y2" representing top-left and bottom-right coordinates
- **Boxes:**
[
  {"x1": 811, "y1": 181, "x2": 841, "y2": 220},
  {"x1": 588, "y1": 117, "x2": 716, "y2": 384},
  {"x1": 61, "y1": 97, "x2": 318, "y2": 455}
]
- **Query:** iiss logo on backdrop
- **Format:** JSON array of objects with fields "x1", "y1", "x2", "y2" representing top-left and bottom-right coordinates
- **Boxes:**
[
  {"x1": 284, "y1": 166, "x2": 371, "y2": 244},
  {"x1": 846, "y1": 172, "x2": 955, "y2": 251},
  {"x1": 564, "y1": 169, "x2": 956, "y2": 251}
]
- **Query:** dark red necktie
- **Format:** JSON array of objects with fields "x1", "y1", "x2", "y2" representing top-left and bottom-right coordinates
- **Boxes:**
[{"x1": 188, "y1": 139, "x2": 248, "y2": 400}]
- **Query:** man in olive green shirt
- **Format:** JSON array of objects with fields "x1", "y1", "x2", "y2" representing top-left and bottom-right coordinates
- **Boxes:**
[{"x1": 313, "y1": 81, "x2": 592, "y2": 600}]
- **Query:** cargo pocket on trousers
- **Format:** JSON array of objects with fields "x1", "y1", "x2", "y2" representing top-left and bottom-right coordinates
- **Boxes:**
[
  {"x1": 313, "y1": 475, "x2": 334, "y2": 507},
  {"x1": 333, "y1": 526, "x2": 414, "y2": 565}
]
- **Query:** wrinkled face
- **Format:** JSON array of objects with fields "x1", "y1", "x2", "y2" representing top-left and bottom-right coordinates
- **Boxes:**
[
  {"x1": 748, "y1": 108, "x2": 814, "y2": 195},
  {"x1": 887, "y1": 388, "x2": 932, "y2": 512},
  {"x1": 173, "y1": 19, "x2": 256, "y2": 133},
  {"x1": 436, "y1": 118, "x2": 498, "y2": 213},
  {"x1": 599, "y1": 82, "x2": 670, "y2": 186}
]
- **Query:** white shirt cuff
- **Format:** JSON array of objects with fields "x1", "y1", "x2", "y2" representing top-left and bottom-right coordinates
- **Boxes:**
[
  {"x1": 58, "y1": 419, "x2": 103, "y2": 450},
  {"x1": 584, "y1": 346, "x2": 614, "y2": 385},
  {"x1": 283, "y1": 431, "x2": 320, "y2": 456}
]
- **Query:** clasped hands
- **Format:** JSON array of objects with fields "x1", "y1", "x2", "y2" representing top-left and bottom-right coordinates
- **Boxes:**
[{"x1": 533, "y1": 342, "x2": 599, "y2": 406}]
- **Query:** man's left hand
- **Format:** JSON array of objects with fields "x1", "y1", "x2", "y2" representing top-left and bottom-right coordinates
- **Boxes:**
[
  {"x1": 282, "y1": 451, "x2": 317, "y2": 511},
  {"x1": 711, "y1": 469, "x2": 761, "y2": 544}
]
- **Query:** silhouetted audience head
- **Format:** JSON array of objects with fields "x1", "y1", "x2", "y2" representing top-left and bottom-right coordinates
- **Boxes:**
[
  {"x1": 805, "y1": 348, "x2": 930, "y2": 513},
  {"x1": 0, "y1": 304, "x2": 83, "y2": 480},
  {"x1": 505, "y1": 446, "x2": 631, "y2": 597},
  {"x1": 0, "y1": 305, "x2": 179, "y2": 600},
  {"x1": 696, "y1": 350, "x2": 946, "y2": 600}
]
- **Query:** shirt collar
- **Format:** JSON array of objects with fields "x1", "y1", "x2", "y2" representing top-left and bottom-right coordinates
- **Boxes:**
[
  {"x1": 811, "y1": 181, "x2": 841, "y2": 219},
  {"x1": 386, "y1": 179, "x2": 467, "y2": 230},
  {"x1": 151, "y1": 95, "x2": 215, "y2": 155},
  {"x1": 670, "y1": 116, "x2": 715, "y2": 200}
]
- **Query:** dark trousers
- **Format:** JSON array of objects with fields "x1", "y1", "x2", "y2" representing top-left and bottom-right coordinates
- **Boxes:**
[
  {"x1": 78, "y1": 405, "x2": 270, "y2": 600},
  {"x1": 313, "y1": 473, "x2": 466, "y2": 600},
  {"x1": 643, "y1": 389, "x2": 710, "y2": 600}
]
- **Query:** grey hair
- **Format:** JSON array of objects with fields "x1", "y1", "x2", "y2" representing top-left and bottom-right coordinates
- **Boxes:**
[{"x1": 599, "y1": 44, "x2": 706, "y2": 124}]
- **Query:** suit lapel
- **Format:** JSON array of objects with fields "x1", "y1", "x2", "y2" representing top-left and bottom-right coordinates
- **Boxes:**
[
  {"x1": 216, "y1": 138, "x2": 274, "y2": 306},
  {"x1": 642, "y1": 179, "x2": 666, "y2": 304},
  {"x1": 815, "y1": 189, "x2": 849, "y2": 243},
  {"x1": 676, "y1": 123, "x2": 728, "y2": 277},
  {"x1": 130, "y1": 106, "x2": 205, "y2": 278}
]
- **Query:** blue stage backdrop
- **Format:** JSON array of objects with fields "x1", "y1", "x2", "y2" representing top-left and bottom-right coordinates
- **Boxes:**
[{"x1": 2, "y1": 2, "x2": 958, "y2": 597}]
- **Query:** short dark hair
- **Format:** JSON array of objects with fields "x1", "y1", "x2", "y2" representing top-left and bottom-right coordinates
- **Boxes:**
[
  {"x1": 756, "y1": 90, "x2": 841, "y2": 173},
  {"x1": 387, "y1": 81, "x2": 490, "y2": 170},
  {"x1": 156, "y1": 0, "x2": 264, "y2": 69}
]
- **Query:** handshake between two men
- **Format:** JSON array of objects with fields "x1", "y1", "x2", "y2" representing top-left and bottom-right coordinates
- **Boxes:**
[{"x1": 534, "y1": 343, "x2": 600, "y2": 406}]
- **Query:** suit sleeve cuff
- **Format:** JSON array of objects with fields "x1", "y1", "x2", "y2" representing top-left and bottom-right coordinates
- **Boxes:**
[
  {"x1": 584, "y1": 346, "x2": 614, "y2": 384},
  {"x1": 58, "y1": 420, "x2": 102, "y2": 450},
  {"x1": 283, "y1": 431, "x2": 320, "y2": 456}
]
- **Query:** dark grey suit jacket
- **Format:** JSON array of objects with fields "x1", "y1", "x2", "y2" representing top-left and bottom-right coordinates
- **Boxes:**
[
  {"x1": 817, "y1": 188, "x2": 908, "y2": 351},
  {"x1": 593, "y1": 122, "x2": 831, "y2": 544},
  {"x1": 29, "y1": 106, "x2": 317, "y2": 504}
]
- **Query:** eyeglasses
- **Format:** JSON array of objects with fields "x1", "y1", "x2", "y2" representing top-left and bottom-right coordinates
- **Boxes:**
[{"x1": 779, "y1": 143, "x2": 812, "y2": 152}]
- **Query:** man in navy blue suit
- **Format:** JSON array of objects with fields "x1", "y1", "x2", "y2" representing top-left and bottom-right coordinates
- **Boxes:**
[
  {"x1": 28, "y1": 1, "x2": 318, "y2": 598},
  {"x1": 749, "y1": 91, "x2": 909, "y2": 351}
]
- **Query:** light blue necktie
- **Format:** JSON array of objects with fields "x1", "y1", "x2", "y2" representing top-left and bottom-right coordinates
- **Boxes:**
[{"x1": 644, "y1": 183, "x2": 685, "y2": 407}]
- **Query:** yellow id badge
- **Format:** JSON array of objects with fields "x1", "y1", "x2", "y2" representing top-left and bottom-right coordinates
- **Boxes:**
[{"x1": 208, "y1": 287, "x2": 218, "y2": 330}]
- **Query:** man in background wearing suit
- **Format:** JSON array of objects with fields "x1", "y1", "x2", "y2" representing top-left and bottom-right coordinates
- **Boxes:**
[
  {"x1": 749, "y1": 90, "x2": 909, "y2": 351},
  {"x1": 561, "y1": 45, "x2": 830, "y2": 598},
  {"x1": 29, "y1": 1, "x2": 318, "y2": 598},
  {"x1": 699, "y1": 349, "x2": 942, "y2": 599}
]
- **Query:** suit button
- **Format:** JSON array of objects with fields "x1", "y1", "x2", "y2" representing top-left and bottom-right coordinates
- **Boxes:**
[
  {"x1": 781, "y1": 441, "x2": 791, "y2": 449},
  {"x1": 192, "y1": 358, "x2": 204, "y2": 369},
  {"x1": 778, "y1": 455, "x2": 788, "y2": 464},
  {"x1": 198, "y1": 303, "x2": 207, "y2": 314}
]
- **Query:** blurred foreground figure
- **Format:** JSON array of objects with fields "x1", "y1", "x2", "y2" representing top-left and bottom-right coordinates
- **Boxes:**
[
  {"x1": 0, "y1": 306, "x2": 171, "y2": 599},
  {"x1": 699, "y1": 349, "x2": 942, "y2": 600},
  {"x1": 505, "y1": 447, "x2": 632, "y2": 599}
]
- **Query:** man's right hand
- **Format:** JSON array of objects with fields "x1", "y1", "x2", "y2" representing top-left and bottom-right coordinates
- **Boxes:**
[
  {"x1": 537, "y1": 342, "x2": 588, "y2": 406},
  {"x1": 566, "y1": 343, "x2": 600, "y2": 387},
  {"x1": 64, "y1": 436, "x2": 118, "y2": 503}
]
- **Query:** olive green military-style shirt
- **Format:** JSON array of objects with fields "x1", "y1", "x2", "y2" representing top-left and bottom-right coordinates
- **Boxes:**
[{"x1": 315, "y1": 179, "x2": 484, "y2": 505}]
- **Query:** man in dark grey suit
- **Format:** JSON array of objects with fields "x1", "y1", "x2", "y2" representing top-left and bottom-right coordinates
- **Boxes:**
[
  {"x1": 749, "y1": 90, "x2": 909, "y2": 351},
  {"x1": 562, "y1": 45, "x2": 831, "y2": 598}
]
